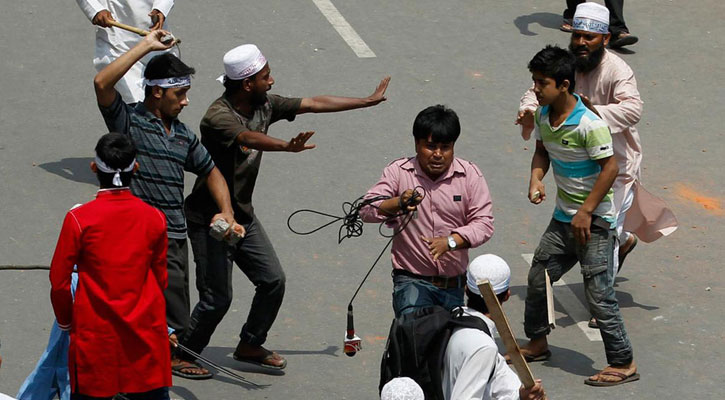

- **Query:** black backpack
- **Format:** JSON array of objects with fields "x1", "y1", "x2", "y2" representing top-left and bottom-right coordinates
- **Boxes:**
[{"x1": 379, "y1": 305, "x2": 492, "y2": 400}]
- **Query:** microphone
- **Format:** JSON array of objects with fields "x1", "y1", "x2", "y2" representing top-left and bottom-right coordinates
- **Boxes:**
[{"x1": 343, "y1": 304, "x2": 362, "y2": 357}]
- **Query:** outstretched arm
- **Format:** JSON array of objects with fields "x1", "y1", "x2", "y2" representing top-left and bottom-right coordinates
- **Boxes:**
[
  {"x1": 93, "y1": 29, "x2": 175, "y2": 107},
  {"x1": 296, "y1": 77, "x2": 390, "y2": 114}
]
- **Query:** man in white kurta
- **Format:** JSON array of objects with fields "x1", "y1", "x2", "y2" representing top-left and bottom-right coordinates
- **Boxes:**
[
  {"x1": 516, "y1": 4, "x2": 677, "y2": 275},
  {"x1": 76, "y1": 0, "x2": 176, "y2": 102},
  {"x1": 442, "y1": 255, "x2": 546, "y2": 400}
]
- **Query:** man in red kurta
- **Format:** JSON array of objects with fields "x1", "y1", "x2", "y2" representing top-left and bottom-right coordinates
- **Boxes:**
[{"x1": 50, "y1": 133, "x2": 171, "y2": 400}]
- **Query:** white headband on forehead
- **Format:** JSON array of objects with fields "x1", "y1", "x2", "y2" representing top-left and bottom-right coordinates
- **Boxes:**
[
  {"x1": 94, "y1": 156, "x2": 135, "y2": 187},
  {"x1": 573, "y1": 2, "x2": 610, "y2": 34},
  {"x1": 143, "y1": 75, "x2": 192, "y2": 88},
  {"x1": 216, "y1": 44, "x2": 267, "y2": 83}
]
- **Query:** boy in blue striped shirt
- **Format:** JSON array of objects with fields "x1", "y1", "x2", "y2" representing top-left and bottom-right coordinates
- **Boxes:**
[{"x1": 520, "y1": 45, "x2": 638, "y2": 386}]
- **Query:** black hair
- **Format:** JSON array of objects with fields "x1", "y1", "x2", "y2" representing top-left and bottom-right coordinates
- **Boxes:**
[
  {"x1": 94, "y1": 132, "x2": 137, "y2": 188},
  {"x1": 223, "y1": 76, "x2": 245, "y2": 95},
  {"x1": 466, "y1": 289, "x2": 508, "y2": 315},
  {"x1": 143, "y1": 53, "x2": 195, "y2": 98},
  {"x1": 528, "y1": 45, "x2": 577, "y2": 93},
  {"x1": 412, "y1": 105, "x2": 461, "y2": 143}
]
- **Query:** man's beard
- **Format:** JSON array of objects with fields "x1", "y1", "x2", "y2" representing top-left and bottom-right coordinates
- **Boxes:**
[
  {"x1": 569, "y1": 42, "x2": 605, "y2": 73},
  {"x1": 251, "y1": 92, "x2": 268, "y2": 107}
]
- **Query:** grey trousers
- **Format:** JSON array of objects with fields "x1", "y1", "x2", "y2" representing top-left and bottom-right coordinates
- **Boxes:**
[{"x1": 524, "y1": 218, "x2": 633, "y2": 366}]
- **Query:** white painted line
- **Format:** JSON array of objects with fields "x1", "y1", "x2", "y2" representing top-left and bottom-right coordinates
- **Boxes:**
[
  {"x1": 311, "y1": 0, "x2": 376, "y2": 58},
  {"x1": 522, "y1": 254, "x2": 602, "y2": 341}
]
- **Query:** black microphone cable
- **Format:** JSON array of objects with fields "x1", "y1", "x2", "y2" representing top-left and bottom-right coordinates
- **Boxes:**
[{"x1": 287, "y1": 187, "x2": 425, "y2": 355}]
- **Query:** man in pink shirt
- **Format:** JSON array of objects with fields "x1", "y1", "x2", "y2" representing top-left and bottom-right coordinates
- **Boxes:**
[{"x1": 360, "y1": 105, "x2": 494, "y2": 317}]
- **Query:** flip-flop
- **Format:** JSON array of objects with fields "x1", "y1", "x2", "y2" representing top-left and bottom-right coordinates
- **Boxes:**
[
  {"x1": 588, "y1": 316, "x2": 599, "y2": 329},
  {"x1": 560, "y1": 19, "x2": 573, "y2": 32},
  {"x1": 172, "y1": 361, "x2": 213, "y2": 380},
  {"x1": 524, "y1": 349, "x2": 552, "y2": 362},
  {"x1": 585, "y1": 371, "x2": 640, "y2": 386},
  {"x1": 233, "y1": 350, "x2": 287, "y2": 370},
  {"x1": 507, "y1": 349, "x2": 552, "y2": 364}
]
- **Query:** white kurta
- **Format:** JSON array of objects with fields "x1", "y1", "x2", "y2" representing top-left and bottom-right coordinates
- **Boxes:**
[
  {"x1": 442, "y1": 308, "x2": 521, "y2": 400},
  {"x1": 519, "y1": 50, "x2": 677, "y2": 243},
  {"x1": 76, "y1": 0, "x2": 176, "y2": 102}
]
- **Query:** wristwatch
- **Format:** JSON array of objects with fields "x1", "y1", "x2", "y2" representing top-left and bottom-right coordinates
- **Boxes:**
[{"x1": 447, "y1": 235, "x2": 457, "y2": 250}]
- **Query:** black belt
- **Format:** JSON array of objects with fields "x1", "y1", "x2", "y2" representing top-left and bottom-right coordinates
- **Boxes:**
[{"x1": 392, "y1": 269, "x2": 466, "y2": 289}]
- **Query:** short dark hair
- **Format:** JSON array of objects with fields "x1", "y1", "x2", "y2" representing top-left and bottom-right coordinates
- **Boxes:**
[
  {"x1": 528, "y1": 45, "x2": 576, "y2": 93},
  {"x1": 466, "y1": 289, "x2": 508, "y2": 314},
  {"x1": 143, "y1": 53, "x2": 195, "y2": 98},
  {"x1": 94, "y1": 132, "x2": 137, "y2": 188},
  {"x1": 412, "y1": 105, "x2": 461, "y2": 143}
]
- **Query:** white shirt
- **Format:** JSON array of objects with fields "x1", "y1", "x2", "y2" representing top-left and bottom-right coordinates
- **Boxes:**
[
  {"x1": 442, "y1": 308, "x2": 522, "y2": 400},
  {"x1": 0, "y1": 393, "x2": 17, "y2": 400},
  {"x1": 75, "y1": 0, "x2": 176, "y2": 102}
]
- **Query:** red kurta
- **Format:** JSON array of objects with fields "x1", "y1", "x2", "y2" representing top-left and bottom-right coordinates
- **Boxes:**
[{"x1": 49, "y1": 188, "x2": 171, "y2": 397}]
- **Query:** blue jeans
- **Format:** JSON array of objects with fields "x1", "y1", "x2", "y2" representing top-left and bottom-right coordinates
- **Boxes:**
[
  {"x1": 392, "y1": 273, "x2": 464, "y2": 318},
  {"x1": 524, "y1": 218, "x2": 633, "y2": 366},
  {"x1": 71, "y1": 387, "x2": 169, "y2": 400}
]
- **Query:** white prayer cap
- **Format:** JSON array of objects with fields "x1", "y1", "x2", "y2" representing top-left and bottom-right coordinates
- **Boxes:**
[
  {"x1": 573, "y1": 2, "x2": 610, "y2": 34},
  {"x1": 380, "y1": 377, "x2": 424, "y2": 400},
  {"x1": 467, "y1": 254, "x2": 511, "y2": 296},
  {"x1": 217, "y1": 44, "x2": 267, "y2": 83}
]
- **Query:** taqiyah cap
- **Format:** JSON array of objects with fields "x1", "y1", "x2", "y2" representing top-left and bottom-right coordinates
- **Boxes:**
[
  {"x1": 217, "y1": 44, "x2": 267, "y2": 83},
  {"x1": 467, "y1": 254, "x2": 511, "y2": 296},
  {"x1": 573, "y1": 2, "x2": 610, "y2": 34},
  {"x1": 380, "y1": 377, "x2": 425, "y2": 400}
]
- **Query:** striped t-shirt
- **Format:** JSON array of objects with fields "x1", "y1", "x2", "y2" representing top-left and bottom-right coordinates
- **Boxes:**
[
  {"x1": 100, "y1": 93, "x2": 215, "y2": 239},
  {"x1": 534, "y1": 94, "x2": 615, "y2": 225}
]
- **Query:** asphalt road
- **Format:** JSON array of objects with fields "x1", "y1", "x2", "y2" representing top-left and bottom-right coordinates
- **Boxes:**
[{"x1": 1, "y1": 0, "x2": 723, "y2": 399}]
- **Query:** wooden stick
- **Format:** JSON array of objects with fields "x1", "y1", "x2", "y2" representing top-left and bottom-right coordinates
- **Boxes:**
[
  {"x1": 545, "y1": 270, "x2": 556, "y2": 329},
  {"x1": 108, "y1": 20, "x2": 150, "y2": 36},
  {"x1": 107, "y1": 20, "x2": 181, "y2": 44},
  {"x1": 477, "y1": 279, "x2": 536, "y2": 388}
]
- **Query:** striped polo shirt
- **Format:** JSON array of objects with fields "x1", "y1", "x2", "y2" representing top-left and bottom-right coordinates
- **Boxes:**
[
  {"x1": 534, "y1": 94, "x2": 615, "y2": 226},
  {"x1": 100, "y1": 93, "x2": 215, "y2": 238}
]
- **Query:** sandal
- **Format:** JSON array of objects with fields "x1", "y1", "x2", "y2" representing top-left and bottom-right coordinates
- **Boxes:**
[
  {"x1": 233, "y1": 347, "x2": 287, "y2": 370},
  {"x1": 171, "y1": 360, "x2": 213, "y2": 380},
  {"x1": 588, "y1": 316, "x2": 599, "y2": 329},
  {"x1": 585, "y1": 370, "x2": 640, "y2": 386},
  {"x1": 560, "y1": 19, "x2": 573, "y2": 32}
]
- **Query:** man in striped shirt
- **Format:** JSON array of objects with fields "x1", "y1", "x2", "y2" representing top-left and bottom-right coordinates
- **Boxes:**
[
  {"x1": 521, "y1": 45, "x2": 638, "y2": 387},
  {"x1": 94, "y1": 30, "x2": 237, "y2": 378}
]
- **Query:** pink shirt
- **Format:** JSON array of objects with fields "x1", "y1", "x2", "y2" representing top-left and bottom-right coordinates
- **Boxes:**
[{"x1": 360, "y1": 157, "x2": 494, "y2": 277}]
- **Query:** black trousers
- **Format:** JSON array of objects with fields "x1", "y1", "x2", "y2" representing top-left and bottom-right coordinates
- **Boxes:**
[
  {"x1": 181, "y1": 216, "x2": 286, "y2": 359},
  {"x1": 564, "y1": 0, "x2": 629, "y2": 35}
]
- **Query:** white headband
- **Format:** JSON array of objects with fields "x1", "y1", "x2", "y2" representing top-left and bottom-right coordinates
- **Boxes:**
[
  {"x1": 143, "y1": 75, "x2": 191, "y2": 88},
  {"x1": 94, "y1": 156, "x2": 136, "y2": 187}
]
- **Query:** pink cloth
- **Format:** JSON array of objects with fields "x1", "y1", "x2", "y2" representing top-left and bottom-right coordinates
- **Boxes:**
[
  {"x1": 360, "y1": 157, "x2": 494, "y2": 276},
  {"x1": 519, "y1": 50, "x2": 677, "y2": 242}
]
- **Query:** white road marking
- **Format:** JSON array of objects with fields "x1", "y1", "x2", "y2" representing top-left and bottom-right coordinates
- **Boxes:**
[
  {"x1": 522, "y1": 253, "x2": 602, "y2": 341},
  {"x1": 311, "y1": 0, "x2": 376, "y2": 58}
]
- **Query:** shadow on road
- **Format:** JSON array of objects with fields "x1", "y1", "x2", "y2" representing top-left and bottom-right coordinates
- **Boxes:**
[
  {"x1": 38, "y1": 157, "x2": 96, "y2": 186},
  {"x1": 514, "y1": 12, "x2": 562, "y2": 36}
]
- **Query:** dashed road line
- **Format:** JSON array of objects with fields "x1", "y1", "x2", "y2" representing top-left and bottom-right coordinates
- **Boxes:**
[
  {"x1": 522, "y1": 253, "x2": 602, "y2": 341},
  {"x1": 311, "y1": 0, "x2": 376, "y2": 58}
]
